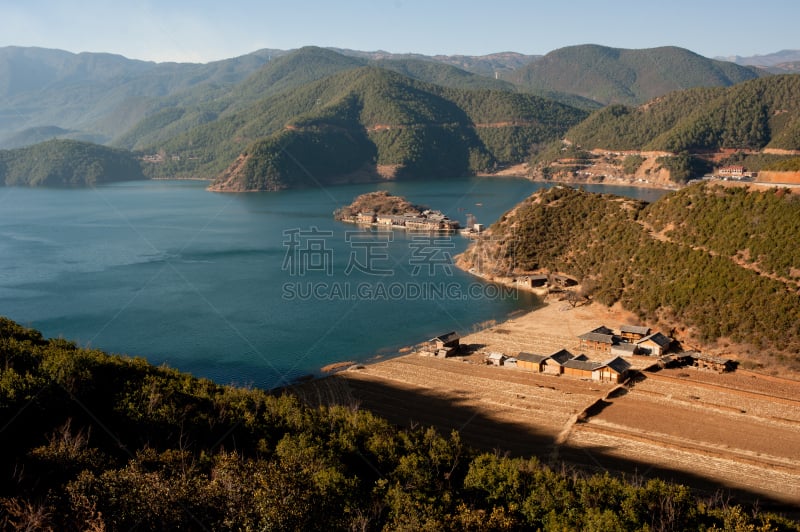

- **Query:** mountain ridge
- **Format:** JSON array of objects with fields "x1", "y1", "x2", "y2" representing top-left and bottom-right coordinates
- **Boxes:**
[
  {"x1": 202, "y1": 66, "x2": 588, "y2": 191},
  {"x1": 0, "y1": 43, "x2": 775, "y2": 150},
  {"x1": 511, "y1": 44, "x2": 764, "y2": 105}
]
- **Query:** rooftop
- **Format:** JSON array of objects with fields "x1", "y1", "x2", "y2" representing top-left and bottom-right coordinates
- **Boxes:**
[
  {"x1": 620, "y1": 324, "x2": 650, "y2": 336},
  {"x1": 516, "y1": 352, "x2": 549, "y2": 364},
  {"x1": 637, "y1": 332, "x2": 672, "y2": 347}
]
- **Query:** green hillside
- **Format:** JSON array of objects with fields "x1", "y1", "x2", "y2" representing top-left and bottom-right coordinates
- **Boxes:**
[
  {"x1": 565, "y1": 74, "x2": 800, "y2": 152},
  {"x1": 0, "y1": 139, "x2": 144, "y2": 186},
  {"x1": 460, "y1": 184, "x2": 800, "y2": 364},
  {"x1": 510, "y1": 44, "x2": 763, "y2": 106},
  {"x1": 198, "y1": 67, "x2": 587, "y2": 190},
  {"x1": 1, "y1": 317, "x2": 794, "y2": 530},
  {"x1": 117, "y1": 47, "x2": 519, "y2": 151}
]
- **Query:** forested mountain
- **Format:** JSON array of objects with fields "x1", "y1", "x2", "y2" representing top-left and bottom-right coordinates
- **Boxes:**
[
  {"x1": 460, "y1": 184, "x2": 800, "y2": 364},
  {"x1": 200, "y1": 67, "x2": 587, "y2": 191},
  {"x1": 0, "y1": 139, "x2": 144, "y2": 186},
  {"x1": 2, "y1": 44, "x2": 764, "y2": 152},
  {"x1": 1, "y1": 317, "x2": 795, "y2": 530},
  {"x1": 510, "y1": 45, "x2": 763, "y2": 105},
  {"x1": 0, "y1": 46, "x2": 524, "y2": 151},
  {"x1": 564, "y1": 74, "x2": 800, "y2": 152},
  {"x1": 116, "y1": 47, "x2": 516, "y2": 151}
]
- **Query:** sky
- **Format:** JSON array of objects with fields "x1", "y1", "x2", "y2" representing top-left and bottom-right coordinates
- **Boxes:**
[{"x1": 1, "y1": 0, "x2": 798, "y2": 63}]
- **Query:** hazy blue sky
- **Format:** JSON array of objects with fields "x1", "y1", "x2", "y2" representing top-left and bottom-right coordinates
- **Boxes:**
[{"x1": 1, "y1": 0, "x2": 797, "y2": 63}]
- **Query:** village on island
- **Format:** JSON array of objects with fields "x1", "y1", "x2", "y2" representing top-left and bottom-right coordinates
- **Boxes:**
[
  {"x1": 418, "y1": 322, "x2": 735, "y2": 385},
  {"x1": 334, "y1": 190, "x2": 486, "y2": 235}
]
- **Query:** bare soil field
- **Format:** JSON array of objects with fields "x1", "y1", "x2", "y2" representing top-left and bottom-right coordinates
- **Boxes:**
[
  {"x1": 568, "y1": 367, "x2": 800, "y2": 505},
  {"x1": 294, "y1": 302, "x2": 800, "y2": 510}
]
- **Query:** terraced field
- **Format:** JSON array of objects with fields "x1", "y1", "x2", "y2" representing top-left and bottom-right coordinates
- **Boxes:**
[{"x1": 295, "y1": 302, "x2": 800, "y2": 509}]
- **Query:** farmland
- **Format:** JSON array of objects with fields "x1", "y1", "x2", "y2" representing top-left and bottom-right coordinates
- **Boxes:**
[{"x1": 296, "y1": 302, "x2": 800, "y2": 511}]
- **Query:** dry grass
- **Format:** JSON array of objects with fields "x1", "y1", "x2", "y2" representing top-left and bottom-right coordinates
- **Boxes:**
[{"x1": 295, "y1": 301, "x2": 800, "y2": 507}]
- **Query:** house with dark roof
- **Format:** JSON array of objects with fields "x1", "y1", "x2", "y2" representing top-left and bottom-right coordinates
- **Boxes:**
[
  {"x1": 578, "y1": 326, "x2": 618, "y2": 353},
  {"x1": 522, "y1": 274, "x2": 549, "y2": 288},
  {"x1": 592, "y1": 357, "x2": 632, "y2": 383},
  {"x1": 562, "y1": 355, "x2": 601, "y2": 379},
  {"x1": 636, "y1": 332, "x2": 673, "y2": 356},
  {"x1": 542, "y1": 349, "x2": 574, "y2": 375},
  {"x1": 515, "y1": 352, "x2": 549, "y2": 372},
  {"x1": 619, "y1": 324, "x2": 650, "y2": 342},
  {"x1": 550, "y1": 274, "x2": 578, "y2": 287},
  {"x1": 428, "y1": 331, "x2": 460, "y2": 357}
]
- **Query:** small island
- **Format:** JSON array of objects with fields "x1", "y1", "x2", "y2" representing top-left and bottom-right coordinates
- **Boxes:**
[{"x1": 334, "y1": 190, "x2": 460, "y2": 232}]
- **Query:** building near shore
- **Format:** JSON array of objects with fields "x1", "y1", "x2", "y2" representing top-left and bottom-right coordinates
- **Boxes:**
[
  {"x1": 423, "y1": 331, "x2": 460, "y2": 357},
  {"x1": 486, "y1": 352, "x2": 508, "y2": 366}
]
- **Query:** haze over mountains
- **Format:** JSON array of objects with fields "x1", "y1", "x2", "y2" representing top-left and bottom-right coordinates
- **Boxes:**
[
  {"x1": 1, "y1": 43, "x2": 799, "y2": 188},
  {"x1": 718, "y1": 49, "x2": 800, "y2": 73},
  {"x1": 0, "y1": 43, "x2": 774, "y2": 150}
]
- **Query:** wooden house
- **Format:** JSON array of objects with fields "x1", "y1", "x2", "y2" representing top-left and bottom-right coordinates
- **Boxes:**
[
  {"x1": 635, "y1": 332, "x2": 672, "y2": 356},
  {"x1": 429, "y1": 331, "x2": 460, "y2": 357},
  {"x1": 592, "y1": 357, "x2": 631, "y2": 383},
  {"x1": 688, "y1": 352, "x2": 735, "y2": 373},
  {"x1": 542, "y1": 349, "x2": 573, "y2": 375},
  {"x1": 486, "y1": 352, "x2": 507, "y2": 366},
  {"x1": 578, "y1": 326, "x2": 618, "y2": 353},
  {"x1": 619, "y1": 324, "x2": 650, "y2": 342},
  {"x1": 562, "y1": 355, "x2": 600, "y2": 380},
  {"x1": 515, "y1": 352, "x2": 548, "y2": 372}
]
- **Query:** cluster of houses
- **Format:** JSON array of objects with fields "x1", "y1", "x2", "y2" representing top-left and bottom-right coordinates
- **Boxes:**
[
  {"x1": 517, "y1": 273, "x2": 579, "y2": 290},
  {"x1": 419, "y1": 323, "x2": 735, "y2": 384},
  {"x1": 577, "y1": 325, "x2": 673, "y2": 357},
  {"x1": 487, "y1": 349, "x2": 632, "y2": 384},
  {"x1": 345, "y1": 210, "x2": 460, "y2": 232}
]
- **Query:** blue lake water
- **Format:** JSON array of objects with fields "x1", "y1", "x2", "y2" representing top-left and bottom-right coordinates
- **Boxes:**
[{"x1": 0, "y1": 178, "x2": 666, "y2": 388}]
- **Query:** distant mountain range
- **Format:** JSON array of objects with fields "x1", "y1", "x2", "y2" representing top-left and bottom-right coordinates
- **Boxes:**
[
  {"x1": 2, "y1": 43, "x2": 799, "y2": 189},
  {"x1": 0, "y1": 43, "x2": 776, "y2": 151},
  {"x1": 722, "y1": 49, "x2": 800, "y2": 66}
]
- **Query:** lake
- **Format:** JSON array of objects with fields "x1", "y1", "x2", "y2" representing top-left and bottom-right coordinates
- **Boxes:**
[{"x1": 0, "y1": 178, "x2": 666, "y2": 388}]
